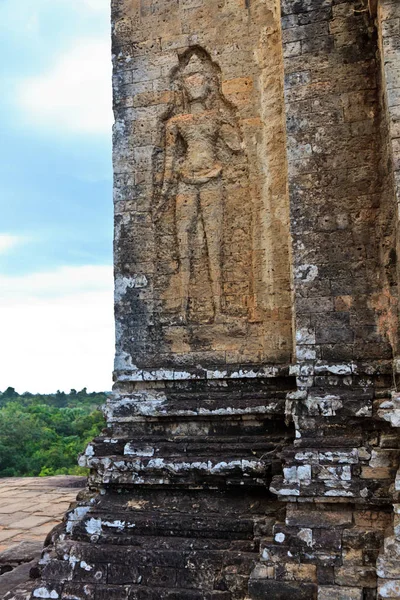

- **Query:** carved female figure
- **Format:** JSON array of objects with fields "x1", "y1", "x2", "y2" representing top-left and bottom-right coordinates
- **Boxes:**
[{"x1": 154, "y1": 48, "x2": 244, "y2": 324}]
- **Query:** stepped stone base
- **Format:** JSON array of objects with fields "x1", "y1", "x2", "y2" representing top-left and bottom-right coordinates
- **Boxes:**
[
  {"x1": 34, "y1": 488, "x2": 283, "y2": 599},
  {"x1": 28, "y1": 363, "x2": 400, "y2": 599},
  {"x1": 29, "y1": 374, "x2": 295, "y2": 599}
]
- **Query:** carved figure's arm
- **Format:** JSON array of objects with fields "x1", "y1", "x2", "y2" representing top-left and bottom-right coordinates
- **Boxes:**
[
  {"x1": 161, "y1": 119, "x2": 178, "y2": 196},
  {"x1": 153, "y1": 119, "x2": 178, "y2": 220},
  {"x1": 220, "y1": 117, "x2": 243, "y2": 153}
]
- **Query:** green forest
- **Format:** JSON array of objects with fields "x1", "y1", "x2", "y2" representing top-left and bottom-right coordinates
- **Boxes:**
[{"x1": 0, "y1": 387, "x2": 106, "y2": 478}]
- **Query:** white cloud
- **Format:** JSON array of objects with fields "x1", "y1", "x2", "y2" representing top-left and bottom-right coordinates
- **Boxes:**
[
  {"x1": 0, "y1": 0, "x2": 110, "y2": 41},
  {"x1": 18, "y1": 38, "x2": 113, "y2": 135},
  {"x1": 0, "y1": 234, "x2": 22, "y2": 254},
  {"x1": 80, "y1": 0, "x2": 110, "y2": 13},
  {"x1": 0, "y1": 265, "x2": 115, "y2": 393}
]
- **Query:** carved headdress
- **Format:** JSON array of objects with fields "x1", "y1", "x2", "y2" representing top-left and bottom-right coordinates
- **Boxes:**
[
  {"x1": 170, "y1": 48, "x2": 224, "y2": 112},
  {"x1": 181, "y1": 53, "x2": 207, "y2": 77}
]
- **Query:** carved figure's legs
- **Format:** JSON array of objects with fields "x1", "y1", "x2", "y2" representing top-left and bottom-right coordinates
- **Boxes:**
[
  {"x1": 176, "y1": 183, "x2": 198, "y2": 322},
  {"x1": 200, "y1": 179, "x2": 223, "y2": 319}
]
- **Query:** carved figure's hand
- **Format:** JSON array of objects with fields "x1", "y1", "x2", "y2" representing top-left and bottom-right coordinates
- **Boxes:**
[{"x1": 220, "y1": 122, "x2": 243, "y2": 153}]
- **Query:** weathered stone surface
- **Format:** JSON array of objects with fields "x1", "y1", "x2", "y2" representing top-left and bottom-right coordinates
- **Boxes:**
[
  {"x1": 0, "y1": 563, "x2": 37, "y2": 600},
  {"x1": 112, "y1": 0, "x2": 292, "y2": 373},
  {"x1": 0, "y1": 543, "x2": 42, "y2": 570},
  {"x1": 248, "y1": 578, "x2": 318, "y2": 600},
  {"x1": 318, "y1": 587, "x2": 362, "y2": 600}
]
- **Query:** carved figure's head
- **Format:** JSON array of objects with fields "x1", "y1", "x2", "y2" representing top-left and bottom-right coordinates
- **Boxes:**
[
  {"x1": 169, "y1": 47, "x2": 228, "y2": 114},
  {"x1": 181, "y1": 54, "x2": 211, "y2": 102}
]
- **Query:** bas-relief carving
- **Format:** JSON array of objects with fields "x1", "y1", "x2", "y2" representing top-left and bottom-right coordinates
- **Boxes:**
[
  {"x1": 112, "y1": 44, "x2": 292, "y2": 368},
  {"x1": 153, "y1": 47, "x2": 254, "y2": 327}
]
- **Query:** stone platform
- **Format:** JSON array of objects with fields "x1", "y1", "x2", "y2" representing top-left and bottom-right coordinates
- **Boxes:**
[
  {"x1": 0, "y1": 477, "x2": 85, "y2": 599},
  {"x1": 0, "y1": 477, "x2": 85, "y2": 553}
]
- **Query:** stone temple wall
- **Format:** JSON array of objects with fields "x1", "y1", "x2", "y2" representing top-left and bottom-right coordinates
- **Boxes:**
[{"x1": 26, "y1": 1, "x2": 400, "y2": 599}]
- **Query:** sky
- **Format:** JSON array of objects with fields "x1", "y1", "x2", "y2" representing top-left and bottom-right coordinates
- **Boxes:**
[{"x1": 0, "y1": 0, "x2": 115, "y2": 393}]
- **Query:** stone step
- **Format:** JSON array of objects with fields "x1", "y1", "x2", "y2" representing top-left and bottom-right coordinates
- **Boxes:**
[
  {"x1": 52, "y1": 537, "x2": 258, "y2": 561},
  {"x1": 39, "y1": 538, "x2": 258, "y2": 598},
  {"x1": 270, "y1": 473, "x2": 393, "y2": 502},
  {"x1": 31, "y1": 580, "x2": 236, "y2": 600},
  {"x1": 67, "y1": 508, "x2": 258, "y2": 541},
  {"x1": 108, "y1": 416, "x2": 293, "y2": 440},
  {"x1": 86, "y1": 435, "x2": 286, "y2": 460},
  {"x1": 85, "y1": 455, "x2": 272, "y2": 487},
  {"x1": 104, "y1": 390, "x2": 288, "y2": 421}
]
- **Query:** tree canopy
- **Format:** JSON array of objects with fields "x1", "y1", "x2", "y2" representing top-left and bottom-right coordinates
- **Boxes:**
[{"x1": 0, "y1": 388, "x2": 106, "y2": 477}]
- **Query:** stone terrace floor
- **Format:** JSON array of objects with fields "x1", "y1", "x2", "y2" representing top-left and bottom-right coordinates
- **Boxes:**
[{"x1": 0, "y1": 476, "x2": 85, "y2": 552}]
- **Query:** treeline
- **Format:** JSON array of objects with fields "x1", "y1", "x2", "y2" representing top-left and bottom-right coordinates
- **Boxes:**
[{"x1": 0, "y1": 388, "x2": 106, "y2": 478}]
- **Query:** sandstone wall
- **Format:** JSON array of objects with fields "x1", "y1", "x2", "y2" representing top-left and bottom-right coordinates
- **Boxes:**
[{"x1": 112, "y1": 0, "x2": 292, "y2": 373}]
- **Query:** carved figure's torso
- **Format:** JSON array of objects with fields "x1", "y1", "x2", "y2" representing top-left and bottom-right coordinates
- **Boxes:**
[{"x1": 169, "y1": 110, "x2": 222, "y2": 184}]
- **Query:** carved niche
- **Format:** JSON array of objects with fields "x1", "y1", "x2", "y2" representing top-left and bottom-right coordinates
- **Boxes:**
[{"x1": 153, "y1": 47, "x2": 253, "y2": 326}]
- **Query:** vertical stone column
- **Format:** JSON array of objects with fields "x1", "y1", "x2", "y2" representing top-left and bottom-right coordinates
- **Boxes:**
[
  {"x1": 251, "y1": 1, "x2": 400, "y2": 600},
  {"x1": 377, "y1": 0, "x2": 400, "y2": 357},
  {"x1": 374, "y1": 4, "x2": 400, "y2": 598}
]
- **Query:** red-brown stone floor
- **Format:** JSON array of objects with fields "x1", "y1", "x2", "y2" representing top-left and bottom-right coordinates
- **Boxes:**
[{"x1": 0, "y1": 477, "x2": 85, "y2": 552}]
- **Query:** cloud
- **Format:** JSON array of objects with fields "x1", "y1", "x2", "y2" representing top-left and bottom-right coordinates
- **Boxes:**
[
  {"x1": 80, "y1": 0, "x2": 110, "y2": 13},
  {"x1": 0, "y1": 234, "x2": 22, "y2": 254},
  {"x1": 17, "y1": 38, "x2": 113, "y2": 135},
  {"x1": 0, "y1": 265, "x2": 114, "y2": 393},
  {"x1": 0, "y1": 0, "x2": 109, "y2": 44}
]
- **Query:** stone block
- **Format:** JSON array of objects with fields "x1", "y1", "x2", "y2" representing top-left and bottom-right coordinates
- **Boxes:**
[
  {"x1": 378, "y1": 580, "x2": 400, "y2": 599},
  {"x1": 249, "y1": 578, "x2": 318, "y2": 600},
  {"x1": 361, "y1": 467, "x2": 393, "y2": 479},
  {"x1": 342, "y1": 528, "x2": 383, "y2": 550},
  {"x1": 377, "y1": 555, "x2": 400, "y2": 579},
  {"x1": 318, "y1": 586, "x2": 362, "y2": 600},
  {"x1": 286, "y1": 506, "x2": 353, "y2": 528},
  {"x1": 334, "y1": 566, "x2": 376, "y2": 588},
  {"x1": 280, "y1": 563, "x2": 317, "y2": 583},
  {"x1": 354, "y1": 511, "x2": 391, "y2": 530}
]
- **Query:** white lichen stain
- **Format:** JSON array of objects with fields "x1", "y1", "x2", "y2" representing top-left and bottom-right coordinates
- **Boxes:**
[
  {"x1": 105, "y1": 392, "x2": 167, "y2": 421},
  {"x1": 69, "y1": 555, "x2": 79, "y2": 568},
  {"x1": 305, "y1": 395, "x2": 343, "y2": 416},
  {"x1": 174, "y1": 370, "x2": 202, "y2": 380},
  {"x1": 102, "y1": 520, "x2": 133, "y2": 530},
  {"x1": 124, "y1": 443, "x2": 155, "y2": 457},
  {"x1": 270, "y1": 484, "x2": 300, "y2": 496},
  {"x1": 85, "y1": 518, "x2": 102, "y2": 536},
  {"x1": 261, "y1": 548, "x2": 270, "y2": 560},
  {"x1": 38, "y1": 552, "x2": 51, "y2": 566},
  {"x1": 327, "y1": 364, "x2": 352, "y2": 375},
  {"x1": 356, "y1": 405, "x2": 372, "y2": 417},
  {"x1": 378, "y1": 581, "x2": 400, "y2": 598},
  {"x1": 297, "y1": 528, "x2": 313, "y2": 547},
  {"x1": 296, "y1": 328, "x2": 315, "y2": 345},
  {"x1": 33, "y1": 588, "x2": 59, "y2": 599},
  {"x1": 115, "y1": 275, "x2": 148, "y2": 301},
  {"x1": 85, "y1": 444, "x2": 95, "y2": 457},
  {"x1": 66, "y1": 507, "x2": 90, "y2": 534},
  {"x1": 295, "y1": 264, "x2": 318, "y2": 282},
  {"x1": 319, "y1": 449, "x2": 358, "y2": 464},
  {"x1": 114, "y1": 350, "x2": 137, "y2": 372},
  {"x1": 325, "y1": 490, "x2": 354, "y2": 497},
  {"x1": 114, "y1": 120, "x2": 125, "y2": 135}
]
